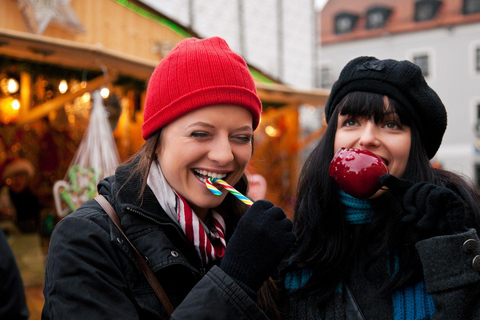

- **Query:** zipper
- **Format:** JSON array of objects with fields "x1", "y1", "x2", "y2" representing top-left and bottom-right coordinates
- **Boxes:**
[{"x1": 126, "y1": 206, "x2": 187, "y2": 242}]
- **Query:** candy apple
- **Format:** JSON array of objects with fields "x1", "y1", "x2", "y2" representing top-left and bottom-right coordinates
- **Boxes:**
[{"x1": 328, "y1": 148, "x2": 388, "y2": 199}]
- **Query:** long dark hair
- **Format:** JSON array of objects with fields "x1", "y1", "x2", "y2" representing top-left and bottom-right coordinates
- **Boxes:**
[{"x1": 289, "y1": 91, "x2": 480, "y2": 303}]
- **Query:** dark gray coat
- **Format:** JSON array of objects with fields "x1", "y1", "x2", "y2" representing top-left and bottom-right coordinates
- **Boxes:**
[
  {"x1": 42, "y1": 161, "x2": 268, "y2": 319},
  {"x1": 281, "y1": 229, "x2": 480, "y2": 319}
]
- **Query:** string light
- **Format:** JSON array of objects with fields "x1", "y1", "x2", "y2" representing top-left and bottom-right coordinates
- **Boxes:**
[
  {"x1": 265, "y1": 126, "x2": 279, "y2": 137},
  {"x1": 0, "y1": 97, "x2": 20, "y2": 124},
  {"x1": 59, "y1": 80, "x2": 68, "y2": 94},
  {"x1": 12, "y1": 99, "x2": 20, "y2": 110},
  {"x1": 100, "y1": 87, "x2": 110, "y2": 98},
  {"x1": 7, "y1": 79, "x2": 19, "y2": 93},
  {"x1": 1, "y1": 78, "x2": 19, "y2": 94},
  {"x1": 81, "y1": 92, "x2": 91, "y2": 103}
]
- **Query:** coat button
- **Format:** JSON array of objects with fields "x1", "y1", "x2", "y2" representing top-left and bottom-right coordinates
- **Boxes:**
[
  {"x1": 171, "y1": 250, "x2": 179, "y2": 257},
  {"x1": 463, "y1": 239, "x2": 478, "y2": 254},
  {"x1": 116, "y1": 237, "x2": 124, "y2": 244},
  {"x1": 473, "y1": 256, "x2": 480, "y2": 272}
]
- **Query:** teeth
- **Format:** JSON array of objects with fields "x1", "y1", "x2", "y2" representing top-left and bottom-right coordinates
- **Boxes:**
[{"x1": 193, "y1": 169, "x2": 227, "y2": 180}]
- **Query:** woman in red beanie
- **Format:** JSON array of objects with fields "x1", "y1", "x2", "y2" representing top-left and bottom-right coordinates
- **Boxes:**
[{"x1": 42, "y1": 37, "x2": 295, "y2": 320}]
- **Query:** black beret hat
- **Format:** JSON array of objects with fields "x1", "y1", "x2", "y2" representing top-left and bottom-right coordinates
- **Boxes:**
[{"x1": 325, "y1": 56, "x2": 447, "y2": 159}]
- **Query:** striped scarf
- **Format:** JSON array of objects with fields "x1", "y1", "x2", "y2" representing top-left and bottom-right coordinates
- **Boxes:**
[{"x1": 147, "y1": 161, "x2": 226, "y2": 266}]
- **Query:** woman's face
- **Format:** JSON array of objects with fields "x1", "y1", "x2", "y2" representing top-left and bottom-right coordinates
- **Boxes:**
[
  {"x1": 157, "y1": 104, "x2": 253, "y2": 219},
  {"x1": 333, "y1": 103, "x2": 411, "y2": 198}
]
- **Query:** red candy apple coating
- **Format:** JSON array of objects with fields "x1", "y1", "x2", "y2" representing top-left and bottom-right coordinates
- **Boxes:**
[{"x1": 328, "y1": 148, "x2": 388, "y2": 199}]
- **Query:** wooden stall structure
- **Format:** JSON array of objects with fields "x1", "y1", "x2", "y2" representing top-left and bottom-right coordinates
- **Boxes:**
[{"x1": 252, "y1": 82, "x2": 329, "y2": 216}]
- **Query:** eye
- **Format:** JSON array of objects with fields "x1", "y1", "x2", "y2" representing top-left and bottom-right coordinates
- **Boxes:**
[
  {"x1": 342, "y1": 118, "x2": 359, "y2": 127},
  {"x1": 191, "y1": 131, "x2": 210, "y2": 138},
  {"x1": 233, "y1": 134, "x2": 252, "y2": 143},
  {"x1": 384, "y1": 121, "x2": 402, "y2": 130}
]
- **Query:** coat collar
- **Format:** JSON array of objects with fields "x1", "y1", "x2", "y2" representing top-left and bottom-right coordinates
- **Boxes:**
[{"x1": 97, "y1": 158, "x2": 203, "y2": 270}]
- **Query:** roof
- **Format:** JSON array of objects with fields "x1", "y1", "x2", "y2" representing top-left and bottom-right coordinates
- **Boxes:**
[
  {"x1": 0, "y1": 0, "x2": 278, "y2": 84},
  {"x1": 320, "y1": 0, "x2": 480, "y2": 45},
  {"x1": 0, "y1": 28, "x2": 157, "y2": 81}
]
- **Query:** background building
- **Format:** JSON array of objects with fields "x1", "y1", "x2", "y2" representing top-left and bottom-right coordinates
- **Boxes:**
[
  {"x1": 318, "y1": 0, "x2": 480, "y2": 183},
  {"x1": 140, "y1": 0, "x2": 319, "y2": 90}
]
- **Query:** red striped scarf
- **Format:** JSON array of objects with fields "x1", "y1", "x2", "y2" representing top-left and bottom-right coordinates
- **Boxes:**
[
  {"x1": 147, "y1": 162, "x2": 227, "y2": 266},
  {"x1": 175, "y1": 193, "x2": 226, "y2": 266}
]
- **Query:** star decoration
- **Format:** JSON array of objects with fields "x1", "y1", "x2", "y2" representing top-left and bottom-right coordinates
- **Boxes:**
[{"x1": 15, "y1": 0, "x2": 85, "y2": 35}]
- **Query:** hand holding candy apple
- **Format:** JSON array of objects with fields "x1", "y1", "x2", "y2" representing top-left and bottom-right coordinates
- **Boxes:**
[{"x1": 329, "y1": 148, "x2": 388, "y2": 199}]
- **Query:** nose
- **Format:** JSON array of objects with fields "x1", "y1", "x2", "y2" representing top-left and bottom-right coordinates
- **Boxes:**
[
  {"x1": 208, "y1": 136, "x2": 234, "y2": 166},
  {"x1": 358, "y1": 122, "x2": 380, "y2": 148}
]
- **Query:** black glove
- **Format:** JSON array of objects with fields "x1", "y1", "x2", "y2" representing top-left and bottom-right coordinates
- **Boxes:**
[
  {"x1": 220, "y1": 200, "x2": 296, "y2": 292},
  {"x1": 380, "y1": 174, "x2": 468, "y2": 241}
]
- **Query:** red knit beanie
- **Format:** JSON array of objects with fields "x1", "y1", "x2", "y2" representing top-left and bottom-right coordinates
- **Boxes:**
[{"x1": 142, "y1": 37, "x2": 262, "y2": 139}]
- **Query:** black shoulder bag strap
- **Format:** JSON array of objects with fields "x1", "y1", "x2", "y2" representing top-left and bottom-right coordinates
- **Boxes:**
[{"x1": 94, "y1": 195, "x2": 175, "y2": 317}]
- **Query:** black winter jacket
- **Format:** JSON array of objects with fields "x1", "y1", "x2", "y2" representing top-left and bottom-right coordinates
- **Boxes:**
[
  {"x1": 42, "y1": 161, "x2": 268, "y2": 319},
  {"x1": 0, "y1": 228, "x2": 29, "y2": 320}
]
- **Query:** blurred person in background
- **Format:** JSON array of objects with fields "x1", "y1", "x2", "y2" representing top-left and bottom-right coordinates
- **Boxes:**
[{"x1": 0, "y1": 158, "x2": 41, "y2": 235}]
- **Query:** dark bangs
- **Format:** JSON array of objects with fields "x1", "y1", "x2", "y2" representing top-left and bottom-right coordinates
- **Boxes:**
[{"x1": 337, "y1": 91, "x2": 412, "y2": 127}]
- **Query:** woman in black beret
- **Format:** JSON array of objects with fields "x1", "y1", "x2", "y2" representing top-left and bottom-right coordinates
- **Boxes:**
[{"x1": 278, "y1": 56, "x2": 480, "y2": 319}]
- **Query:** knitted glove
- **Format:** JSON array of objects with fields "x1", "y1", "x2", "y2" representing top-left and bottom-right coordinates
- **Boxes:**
[
  {"x1": 380, "y1": 174, "x2": 468, "y2": 241},
  {"x1": 220, "y1": 200, "x2": 296, "y2": 292}
]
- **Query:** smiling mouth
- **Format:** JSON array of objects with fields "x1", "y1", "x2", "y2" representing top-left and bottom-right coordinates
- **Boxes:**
[{"x1": 193, "y1": 169, "x2": 228, "y2": 183}]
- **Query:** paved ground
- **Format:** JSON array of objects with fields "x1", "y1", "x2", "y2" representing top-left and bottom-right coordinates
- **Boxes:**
[{"x1": 25, "y1": 286, "x2": 44, "y2": 320}]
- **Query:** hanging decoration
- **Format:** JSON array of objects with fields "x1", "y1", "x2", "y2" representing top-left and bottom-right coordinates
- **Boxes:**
[
  {"x1": 15, "y1": 0, "x2": 85, "y2": 34},
  {"x1": 53, "y1": 90, "x2": 120, "y2": 217}
]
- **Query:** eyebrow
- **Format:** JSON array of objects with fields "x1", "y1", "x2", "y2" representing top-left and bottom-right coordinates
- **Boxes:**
[
  {"x1": 187, "y1": 122, "x2": 253, "y2": 131},
  {"x1": 187, "y1": 122, "x2": 215, "y2": 129},
  {"x1": 235, "y1": 125, "x2": 253, "y2": 131}
]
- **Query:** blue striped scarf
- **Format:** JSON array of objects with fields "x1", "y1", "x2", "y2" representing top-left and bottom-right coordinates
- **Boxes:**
[{"x1": 285, "y1": 191, "x2": 435, "y2": 320}]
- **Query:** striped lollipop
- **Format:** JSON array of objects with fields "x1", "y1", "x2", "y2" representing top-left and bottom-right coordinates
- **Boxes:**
[
  {"x1": 205, "y1": 177, "x2": 222, "y2": 196},
  {"x1": 206, "y1": 177, "x2": 253, "y2": 207}
]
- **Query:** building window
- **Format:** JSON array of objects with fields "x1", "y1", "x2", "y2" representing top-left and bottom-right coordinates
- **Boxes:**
[
  {"x1": 476, "y1": 47, "x2": 480, "y2": 71},
  {"x1": 413, "y1": 55, "x2": 429, "y2": 77},
  {"x1": 475, "y1": 103, "x2": 480, "y2": 136},
  {"x1": 316, "y1": 66, "x2": 332, "y2": 89},
  {"x1": 334, "y1": 12, "x2": 359, "y2": 34},
  {"x1": 464, "y1": 0, "x2": 480, "y2": 14},
  {"x1": 414, "y1": 0, "x2": 442, "y2": 22},
  {"x1": 366, "y1": 6, "x2": 392, "y2": 29}
]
